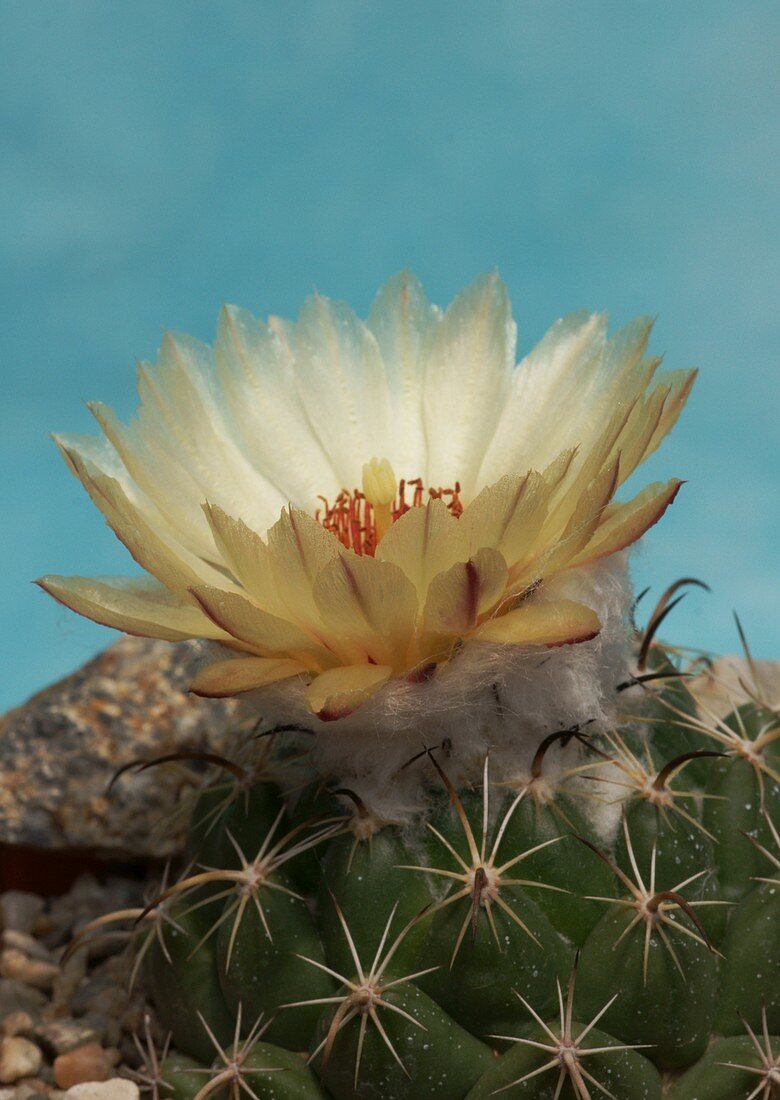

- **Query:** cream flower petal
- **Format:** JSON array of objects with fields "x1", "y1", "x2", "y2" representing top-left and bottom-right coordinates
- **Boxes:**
[
  {"x1": 36, "y1": 575, "x2": 229, "y2": 643},
  {"x1": 423, "y1": 548, "x2": 508, "y2": 637},
  {"x1": 476, "y1": 598, "x2": 601, "y2": 647},
  {"x1": 85, "y1": 404, "x2": 219, "y2": 562},
  {"x1": 189, "y1": 585, "x2": 328, "y2": 664},
  {"x1": 643, "y1": 368, "x2": 698, "y2": 463},
  {"x1": 459, "y1": 469, "x2": 552, "y2": 565},
  {"x1": 215, "y1": 305, "x2": 340, "y2": 508},
  {"x1": 375, "y1": 498, "x2": 469, "y2": 602},
  {"x1": 138, "y1": 333, "x2": 289, "y2": 533},
  {"x1": 290, "y1": 295, "x2": 392, "y2": 489},
  {"x1": 202, "y1": 504, "x2": 291, "y2": 620},
  {"x1": 367, "y1": 270, "x2": 440, "y2": 479},
  {"x1": 190, "y1": 656, "x2": 306, "y2": 698},
  {"x1": 534, "y1": 457, "x2": 621, "y2": 580},
  {"x1": 56, "y1": 440, "x2": 229, "y2": 594},
  {"x1": 569, "y1": 478, "x2": 684, "y2": 570},
  {"x1": 312, "y1": 553, "x2": 418, "y2": 668},
  {"x1": 305, "y1": 664, "x2": 394, "y2": 721},
  {"x1": 423, "y1": 272, "x2": 515, "y2": 497},
  {"x1": 476, "y1": 311, "x2": 607, "y2": 485},
  {"x1": 265, "y1": 507, "x2": 346, "y2": 632}
]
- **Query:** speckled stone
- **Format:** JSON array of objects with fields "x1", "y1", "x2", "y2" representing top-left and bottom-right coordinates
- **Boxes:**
[
  {"x1": 0, "y1": 638, "x2": 238, "y2": 857},
  {"x1": 0, "y1": 1037, "x2": 43, "y2": 1084},
  {"x1": 65, "y1": 1081, "x2": 138, "y2": 1100}
]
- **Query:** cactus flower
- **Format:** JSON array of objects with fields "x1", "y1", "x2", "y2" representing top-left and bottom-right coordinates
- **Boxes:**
[{"x1": 38, "y1": 272, "x2": 693, "y2": 724}]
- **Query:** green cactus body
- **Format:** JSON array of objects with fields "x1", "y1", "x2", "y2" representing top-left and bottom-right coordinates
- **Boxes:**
[
  {"x1": 312, "y1": 982, "x2": 492, "y2": 1100},
  {"x1": 575, "y1": 903, "x2": 718, "y2": 1068},
  {"x1": 115, "y1": 691, "x2": 779, "y2": 1098},
  {"x1": 216, "y1": 875, "x2": 336, "y2": 1049},
  {"x1": 145, "y1": 902, "x2": 237, "y2": 1064},
  {"x1": 316, "y1": 825, "x2": 434, "y2": 978},
  {"x1": 716, "y1": 880, "x2": 780, "y2": 1035},
  {"x1": 665, "y1": 1032, "x2": 780, "y2": 1100},
  {"x1": 464, "y1": 1022, "x2": 662, "y2": 1099}
]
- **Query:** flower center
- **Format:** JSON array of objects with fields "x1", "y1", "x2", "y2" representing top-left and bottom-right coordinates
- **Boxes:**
[{"x1": 316, "y1": 457, "x2": 463, "y2": 556}]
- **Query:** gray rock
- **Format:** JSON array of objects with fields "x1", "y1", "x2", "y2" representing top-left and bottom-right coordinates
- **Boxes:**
[{"x1": 0, "y1": 638, "x2": 239, "y2": 858}]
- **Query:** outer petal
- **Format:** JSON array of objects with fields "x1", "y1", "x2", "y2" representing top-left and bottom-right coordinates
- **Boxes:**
[
  {"x1": 569, "y1": 479, "x2": 684, "y2": 569},
  {"x1": 290, "y1": 295, "x2": 392, "y2": 488},
  {"x1": 190, "y1": 656, "x2": 306, "y2": 698},
  {"x1": 56, "y1": 441, "x2": 229, "y2": 595},
  {"x1": 190, "y1": 585, "x2": 328, "y2": 666},
  {"x1": 305, "y1": 664, "x2": 393, "y2": 720},
  {"x1": 476, "y1": 599, "x2": 601, "y2": 647},
  {"x1": 367, "y1": 270, "x2": 440, "y2": 479},
  {"x1": 36, "y1": 575, "x2": 230, "y2": 643},
  {"x1": 312, "y1": 553, "x2": 418, "y2": 667},
  {"x1": 423, "y1": 548, "x2": 508, "y2": 636},
  {"x1": 375, "y1": 498, "x2": 469, "y2": 602},
  {"x1": 138, "y1": 333, "x2": 288, "y2": 533},
  {"x1": 423, "y1": 273, "x2": 515, "y2": 497},
  {"x1": 477, "y1": 312, "x2": 606, "y2": 484}
]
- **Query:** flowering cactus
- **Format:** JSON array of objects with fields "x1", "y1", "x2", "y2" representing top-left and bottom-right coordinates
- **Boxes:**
[{"x1": 47, "y1": 274, "x2": 779, "y2": 1098}]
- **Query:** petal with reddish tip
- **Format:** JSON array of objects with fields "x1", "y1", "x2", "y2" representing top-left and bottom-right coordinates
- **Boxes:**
[
  {"x1": 570, "y1": 478, "x2": 684, "y2": 569},
  {"x1": 423, "y1": 547, "x2": 508, "y2": 636},
  {"x1": 190, "y1": 657, "x2": 305, "y2": 698},
  {"x1": 189, "y1": 585, "x2": 326, "y2": 662},
  {"x1": 477, "y1": 598, "x2": 601, "y2": 647},
  {"x1": 313, "y1": 552, "x2": 418, "y2": 667},
  {"x1": 305, "y1": 664, "x2": 393, "y2": 720},
  {"x1": 36, "y1": 575, "x2": 230, "y2": 644}
]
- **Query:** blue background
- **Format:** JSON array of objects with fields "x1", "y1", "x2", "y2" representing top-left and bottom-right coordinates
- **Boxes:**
[{"x1": 2, "y1": 2, "x2": 778, "y2": 710}]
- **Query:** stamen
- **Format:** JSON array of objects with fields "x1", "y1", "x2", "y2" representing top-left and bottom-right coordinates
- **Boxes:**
[{"x1": 316, "y1": 458, "x2": 463, "y2": 555}]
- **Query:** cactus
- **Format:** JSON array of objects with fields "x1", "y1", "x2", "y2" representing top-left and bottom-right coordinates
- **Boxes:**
[
  {"x1": 42, "y1": 274, "x2": 779, "y2": 1096},
  {"x1": 68, "y1": 599, "x2": 779, "y2": 1099}
]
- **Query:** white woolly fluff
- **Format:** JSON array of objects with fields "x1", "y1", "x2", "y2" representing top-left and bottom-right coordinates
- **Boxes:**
[{"x1": 217, "y1": 551, "x2": 636, "y2": 834}]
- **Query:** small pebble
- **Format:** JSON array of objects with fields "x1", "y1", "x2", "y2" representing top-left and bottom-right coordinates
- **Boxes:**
[
  {"x1": 0, "y1": 950, "x2": 59, "y2": 991},
  {"x1": 0, "y1": 895, "x2": 45, "y2": 937},
  {"x1": 0, "y1": 1013, "x2": 35, "y2": 1039},
  {"x1": 65, "y1": 1081, "x2": 139, "y2": 1100},
  {"x1": 53, "y1": 1044, "x2": 117, "y2": 1090},
  {"x1": 35, "y1": 1021, "x2": 100, "y2": 1058},
  {"x1": 0, "y1": 1036, "x2": 43, "y2": 1084},
  {"x1": 2, "y1": 933, "x2": 55, "y2": 965}
]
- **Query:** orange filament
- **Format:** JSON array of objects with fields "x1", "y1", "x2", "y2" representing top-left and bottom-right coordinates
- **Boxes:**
[{"x1": 316, "y1": 478, "x2": 463, "y2": 556}]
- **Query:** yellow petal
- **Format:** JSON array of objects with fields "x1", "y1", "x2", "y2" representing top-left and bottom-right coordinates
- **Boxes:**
[
  {"x1": 643, "y1": 369, "x2": 697, "y2": 463},
  {"x1": 375, "y1": 498, "x2": 469, "y2": 601},
  {"x1": 190, "y1": 585, "x2": 325, "y2": 661},
  {"x1": 477, "y1": 599, "x2": 601, "y2": 647},
  {"x1": 570, "y1": 479, "x2": 684, "y2": 569},
  {"x1": 459, "y1": 470, "x2": 550, "y2": 565},
  {"x1": 266, "y1": 507, "x2": 345, "y2": 630},
  {"x1": 190, "y1": 656, "x2": 305, "y2": 698},
  {"x1": 423, "y1": 547, "x2": 508, "y2": 636},
  {"x1": 57, "y1": 441, "x2": 222, "y2": 594},
  {"x1": 312, "y1": 553, "x2": 418, "y2": 667},
  {"x1": 305, "y1": 664, "x2": 393, "y2": 720},
  {"x1": 535, "y1": 457, "x2": 621, "y2": 579},
  {"x1": 202, "y1": 504, "x2": 291, "y2": 619},
  {"x1": 36, "y1": 575, "x2": 229, "y2": 643}
]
